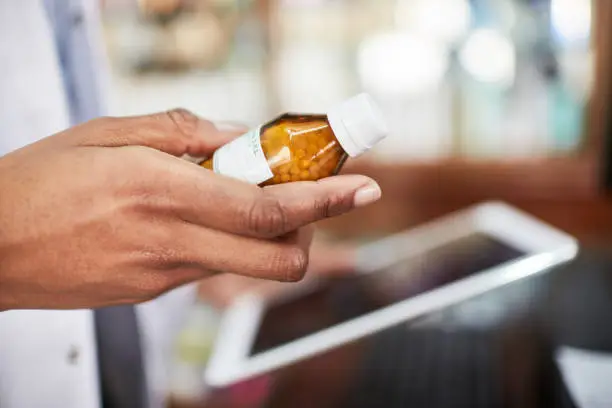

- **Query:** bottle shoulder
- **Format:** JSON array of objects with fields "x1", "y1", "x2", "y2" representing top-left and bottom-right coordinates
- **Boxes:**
[{"x1": 267, "y1": 113, "x2": 328, "y2": 126}]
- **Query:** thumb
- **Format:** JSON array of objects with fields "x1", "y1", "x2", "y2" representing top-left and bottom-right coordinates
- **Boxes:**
[
  {"x1": 71, "y1": 109, "x2": 245, "y2": 157},
  {"x1": 183, "y1": 120, "x2": 249, "y2": 163}
]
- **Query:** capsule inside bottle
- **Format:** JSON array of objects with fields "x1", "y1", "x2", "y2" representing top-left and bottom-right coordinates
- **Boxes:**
[
  {"x1": 200, "y1": 93, "x2": 387, "y2": 186},
  {"x1": 260, "y1": 114, "x2": 347, "y2": 186},
  {"x1": 201, "y1": 114, "x2": 348, "y2": 186}
]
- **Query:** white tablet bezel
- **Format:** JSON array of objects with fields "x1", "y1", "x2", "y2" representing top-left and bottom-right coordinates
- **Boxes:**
[{"x1": 205, "y1": 201, "x2": 578, "y2": 387}]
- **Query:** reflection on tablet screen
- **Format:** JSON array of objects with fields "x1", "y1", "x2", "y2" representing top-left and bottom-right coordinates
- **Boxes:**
[{"x1": 250, "y1": 233, "x2": 525, "y2": 356}]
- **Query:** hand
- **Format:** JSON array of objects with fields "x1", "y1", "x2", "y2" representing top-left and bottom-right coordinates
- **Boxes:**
[
  {"x1": 197, "y1": 236, "x2": 357, "y2": 308},
  {"x1": 0, "y1": 110, "x2": 381, "y2": 310}
]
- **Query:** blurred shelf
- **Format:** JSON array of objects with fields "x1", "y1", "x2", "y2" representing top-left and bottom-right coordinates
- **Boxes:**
[
  {"x1": 342, "y1": 156, "x2": 600, "y2": 202},
  {"x1": 320, "y1": 156, "x2": 612, "y2": 244}
]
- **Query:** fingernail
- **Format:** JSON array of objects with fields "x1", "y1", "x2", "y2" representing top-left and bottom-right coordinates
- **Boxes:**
[
  {"x1": 181, "y1": 153, "x2": 204, "y2": 164},
  {"x1": 353, "y1": 183, "x2": 382, "y2": 207}
]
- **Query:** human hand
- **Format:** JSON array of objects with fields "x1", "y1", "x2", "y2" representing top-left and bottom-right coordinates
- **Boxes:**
[
  {"x1": 197, "y1": 236, "x2": 357, "y2": 308},
  {"x1": 0, "y1": 110, "x2": 381, "y2": 310}
]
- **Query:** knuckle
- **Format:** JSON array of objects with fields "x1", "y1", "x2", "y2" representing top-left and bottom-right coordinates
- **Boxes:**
[
  {"x1": 271, "y1": 246, "x2": 308, "y2": 282},
  {"x1": 165, "y1": 108, "x2": 200, "y2": 138},
  {"x1": 245, "y1": 195, "x2": 289, "y2": 236},
  {"x1": 139, "y1": 246, "x2": 183, "y2": 271},
  {"x1": 118, "y1": 174, "x2": 159, "y2": 209},
  {"x1": 312, "y1": 187, "x2": 353, "y2": 218},
  {"x1": 313, "y1": 195, "x2": 334, "y2": 219}
]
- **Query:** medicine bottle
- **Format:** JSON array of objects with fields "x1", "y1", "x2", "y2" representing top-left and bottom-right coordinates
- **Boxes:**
[{"x1": 200, "y1": 93, "x2": 388, "y2": 186}]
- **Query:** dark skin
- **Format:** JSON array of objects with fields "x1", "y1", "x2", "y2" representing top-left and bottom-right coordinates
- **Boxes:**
[
  {"x1": 197, "y1": 239, "x2": 358, "y2": 308},
  {"x1": 0, "y1": 109, "x2": 381, "y2": 311}
]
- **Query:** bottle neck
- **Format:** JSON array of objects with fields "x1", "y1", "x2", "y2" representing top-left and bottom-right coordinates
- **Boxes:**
[{"x1": 326, "y1": 114, "x2": 361, "y2": 157}]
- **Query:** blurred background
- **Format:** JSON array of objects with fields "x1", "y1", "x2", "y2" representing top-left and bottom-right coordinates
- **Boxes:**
[
  {"x1": 96, "y1": 1, "x2": 612, "y2": 407},
  {"x1": 101, "y1": 0, "x2": 593, "y2": 160},
  {"x1": 99, "y1": 0, "x2": 608, "y2": 241}
]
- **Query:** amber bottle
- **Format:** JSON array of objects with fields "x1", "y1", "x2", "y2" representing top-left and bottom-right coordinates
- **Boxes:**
[{"x1": 201, "y1": 94, "x2": 388, "y2": 186}]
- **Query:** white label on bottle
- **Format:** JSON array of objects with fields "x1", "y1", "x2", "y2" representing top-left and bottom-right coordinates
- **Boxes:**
[{"x1": 212, "y1": 126, "x2": 273, "y2": 185}]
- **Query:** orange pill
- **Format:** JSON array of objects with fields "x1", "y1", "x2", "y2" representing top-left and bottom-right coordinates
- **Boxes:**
[
  {"x1": 281, "y1": 174, "x2": 291, "y2": 183},
  {"x1": 279, "y1": 163, "x2": 292, "y2": 174},
  {"x1": 293, "y1": 136, "x2": 308, "y2": 150},
  {"x1": 291, "y1": 174, "x2": 301, "y2": 182},
  {"x1": 294, "y1": 149, "x2": 306, "y2": 159},
  {"x1": 317, "y1": 137, "x2": 329, "y2": 148},
  {"x1": 290, "y1": 164, "x2": 301, "y2": 175},
  {"x1": 306, "y1": 144, "x2": 319, "y2": 155},
  {"x1": 299, "y1": 159, "x2": 311, "y2": 170},
  {"x1": 300, "y1": 170, "x2": 310, "y2": 180},
  {"x1": 273, "y1": 174, "x2": 282, "y2": 184}
]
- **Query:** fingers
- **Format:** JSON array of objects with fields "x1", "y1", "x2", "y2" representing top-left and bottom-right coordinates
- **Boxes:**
[
  {"x1": 172, "y1": 225, "x2": 312, "y2": 282},
  {"x1": 73, "y1": 109, "x2": 244, "y2": 157},
  {"x1": 70, "y1": 109, "x2": 381, "y2": 241},
  {"x1": 196, "y1": 239, "x2": 353, "y2": 308},
  {"x1": 166, "y1": 167, "x2": 382, "y2": 239},
  {"x1": 182, "y1": 122, "x2": 248, "y2": 163}
]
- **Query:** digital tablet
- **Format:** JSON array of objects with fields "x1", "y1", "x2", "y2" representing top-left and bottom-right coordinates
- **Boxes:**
[{"x1": 205, "y1": 202, "x2": 578, "y2": 387}]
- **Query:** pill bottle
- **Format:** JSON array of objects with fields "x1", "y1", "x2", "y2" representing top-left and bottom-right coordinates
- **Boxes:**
[{"x1": 201, "y1": 93, "x2": 388, "y2": 186}]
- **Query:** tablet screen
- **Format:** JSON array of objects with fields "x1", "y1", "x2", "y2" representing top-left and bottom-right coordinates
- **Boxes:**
[{"x1": 250, "y1": 233, "x2": 525, "y2": 356}]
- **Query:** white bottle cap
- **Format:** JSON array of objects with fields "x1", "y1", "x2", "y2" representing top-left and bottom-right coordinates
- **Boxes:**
[{"x1": 326, "y1": 93, "x2": 389, "y2": 157}]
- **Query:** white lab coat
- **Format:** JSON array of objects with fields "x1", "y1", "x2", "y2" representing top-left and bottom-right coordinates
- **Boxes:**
[{"x1": 0, "y1": 2, "x2": 195, "y2": 408}]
